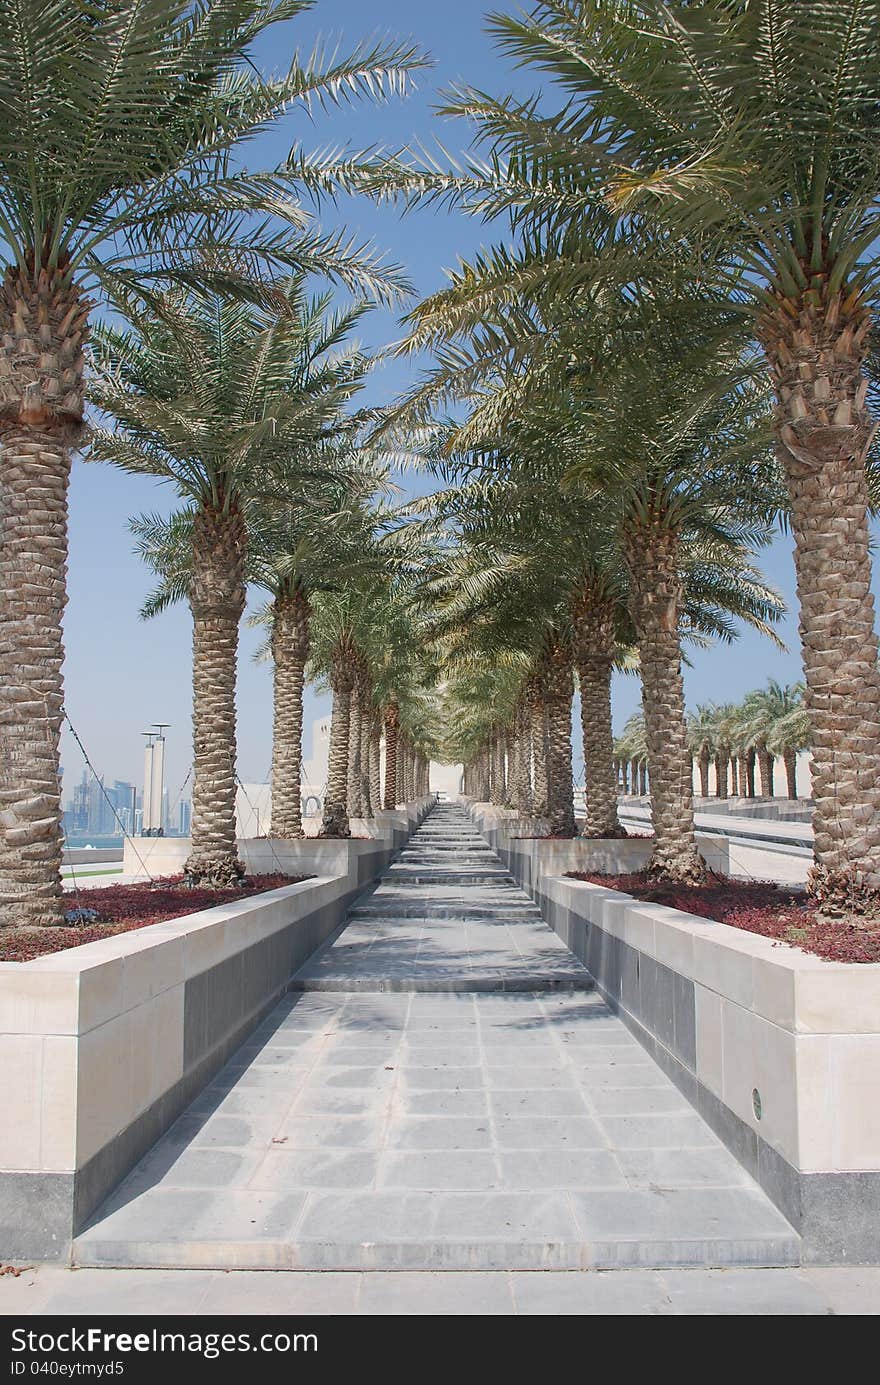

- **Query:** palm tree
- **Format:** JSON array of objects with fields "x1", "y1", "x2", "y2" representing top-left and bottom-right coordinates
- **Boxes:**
[
  {"x1": 688, "y1": 705, "x2": 718, "y2": 800},
  {"x1": 736, "y1": 680, "x2": 810, "y2": 802},
  {"x1": 94, "y1": 283, "x2": 372, "y2": 882},
  {"x1": 0, "y1": 0, "x2": 425, "y2": 922},
  {"x1": 248, "y1": 458, "x2": 382, "y2": 838},
  {"x1": 477, "y1": 0, "x2": 880, "y2": 908}
]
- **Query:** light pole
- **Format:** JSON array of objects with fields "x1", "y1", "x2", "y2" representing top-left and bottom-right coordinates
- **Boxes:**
[
  {"x1": 151, "y1": 725, "x2": 169, "y2": 836},
  {"x1": 141, "y1": 732, "x2": 155, "y2": 835}
]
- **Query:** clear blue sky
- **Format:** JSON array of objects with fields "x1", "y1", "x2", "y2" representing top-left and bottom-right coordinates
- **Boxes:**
[{"x1": 60, "y1": 0, "x2": 880, "y2": 798}]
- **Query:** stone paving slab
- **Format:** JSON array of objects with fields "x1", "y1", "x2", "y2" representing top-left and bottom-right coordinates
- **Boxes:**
[
  {"x1": 74, "y1": 990, "x2": 798, "y2": 1271},
  {"x1": 72, "y1": 805, "x2": 800, "y2": 1273},
  {"x1": 5, "y1": 1264, "x2": 880, "y2": 1315}
]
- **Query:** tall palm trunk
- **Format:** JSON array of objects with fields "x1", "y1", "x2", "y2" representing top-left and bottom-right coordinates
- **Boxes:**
[
  {"x1": 383, "y1": 703, "x2": 399, "y2": 809},
  {"x1": 347, "y1": 677, "x2": 363, "y2": 818},
  {"x1": 529, "y1": 689, "x2": 549, "y2": 817},
  {"x1": 757, "y1": 744, "x2": 775, "y2": 798},
  {"x1": 489, "y1": 727, "x2": 505, "y2": 807},
  {"x1": 369, "y1": 711, "x2": 382, "y2": 813},
  {"x1": 715, "y1": 748, "x2": 730, "y2": 799},
  {"x1": 185, "y1": 505, "x2": 246, "y2": 886},
  {"x1": 784, "y1": 748, "x2": 798, "y2": 800},
  {"x1": 630, "y1": 758, "x2": 639, "y2": 795},
  {"x1": 730, "y1": 756, "x2": 739, "y2": 795},
  {"x1": 573, "y1": 592, "x2": 624, "y2": 838},
  {"x1": 269, "y1": 586, "x2": 309, "y2": 839},
  {"x1": 512, "y1": 702, "x2": 532, "y2": 814},
  {"x1": 544, "y1": 639, "x2": 576, "y2": 838},
  {"x1": 0, "y1": 265, "x2": 87, "y2": 926},
  {"x1": 762, "y1": 287, "x2": 880, "y2": 909},
  {"x1": 639, "y1": 762, "x2": 648, "y2": 796},
  {"x1": 320, "y1": 656, "x2": 353, "y2": 838},
  {"x1": 697, "y1": 750, "x2": 711, "y2": 799},
  {"x1": 625, "y1": 523, "x2": 704, "y2": 882},
  {"x1": 358, "y1": 683, "x2": 372, "y2": 817}
]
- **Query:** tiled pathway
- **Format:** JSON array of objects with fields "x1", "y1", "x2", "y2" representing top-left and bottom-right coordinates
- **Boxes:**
[{"x1": 74, "y1": 805, "x2": 799, "y2": 1271}]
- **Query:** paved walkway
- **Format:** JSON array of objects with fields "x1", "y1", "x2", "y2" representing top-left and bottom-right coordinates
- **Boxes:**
[
  {"x1": 74, "y1": 805, "x2": 798, "y2": 1273},
  {"x1": 3, "y1": 1265, "x2": 879, "y2": 1316}
]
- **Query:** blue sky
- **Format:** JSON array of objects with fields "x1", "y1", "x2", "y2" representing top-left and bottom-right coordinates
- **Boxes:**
[{"x1": 59, "y1": 0, "x2": 879, "y2": 797}]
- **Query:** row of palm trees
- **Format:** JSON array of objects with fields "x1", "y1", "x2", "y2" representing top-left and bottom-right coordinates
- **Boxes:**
[
  {"x1": 365, "y1": 0, "x2": 880, "y2": 915},
  {"x1": 0, "y1": 0, "x2": 433, "y2": 924},
  {"x1": 685, "y1": 685, "x2": 810, "y2": 803},
  {"x1": 4, "y1": 2, "x2": 880, "y2": 927}
]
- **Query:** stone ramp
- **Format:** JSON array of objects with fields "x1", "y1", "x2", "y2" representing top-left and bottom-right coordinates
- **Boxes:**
[
  {"x1": 290, "y1": 805, "x2": 593, "y2": 993},
  {"x1": 73, "y1": 804, "x2": 800, "y2": 1271}
]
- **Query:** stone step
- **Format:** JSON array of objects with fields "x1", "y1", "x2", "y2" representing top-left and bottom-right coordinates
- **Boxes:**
[
  {"x1": 74, "y1": 1191, "x2": 800, "y2": 1272},
  {"x1": 288, "y1": 970, "x2": 597, "y2": 993},
  {"x1": 347, "y1": 903, "x2": 543, "y2": 921}
]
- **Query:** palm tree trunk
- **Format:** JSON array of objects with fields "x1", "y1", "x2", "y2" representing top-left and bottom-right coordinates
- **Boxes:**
[
  {"x1": 0, "y1": 425, "x2": 71, "y2": 926},
  {"x1": 529, "y1": 694, "x2": 549, "y2": 817},
  {"x1": 369, "y1": 711, "x2": 382, "y2": 813},
  {"x1": 512, "y1": 702, "x2": 533, "y2": 814},
  {"x1": 619, "y1": 760, "x2": 629, "y2": 794},
  {"x1": 730, "y1": 756, "x2": 739, "y2": 795},
  {"x1": 0, "y1": 267, "x2": 88, "y2": 927},
  {"x1": 784, "y1": 748, "x2": 798, "y2": 800},
  {"x1": 269, "y1": 587, "x2": 309, "y2": 839},
  {"x1": 758, "y1": 745, "x2": 775, "y2": 798},
  {"x1": 383, "y1": 703, "x2": 399, "y2": 809},
  {"x1": 625, "y1": 524, "x2": 704, "y2": 882},
  {"x1": 347, "y1": 680, "x2": 363, "y2": 818},
  {"x1": 698, "y1": 750, "x2": 711, "y2": 799},
  {"x1": 320, "y1": 660, "x2": 353, "y2": 838},
  {"x1": 185, "y1": 505, "x2": 246, "y2": 886},
  {"x1": 764, "y1": 295, "x2": 880, "y2": 908},
  {"x1": 544, "y1": 639, "x2": 576, "y2": 838},
  {"x1": 359, "y1": 685, "x2": 372, "y2": 817},
  {"x1": 573, "y1": 591, "x2": 624, "y2": 838},
  {"x1": 715, "y1": 749, "x2": 729, "y2": 799},
  {"x1": 639, "y1": 762, "x2": 648, "y2": 796},
  {"x1": 489, "y1": 728, "x2": 505, "y2": 807}
]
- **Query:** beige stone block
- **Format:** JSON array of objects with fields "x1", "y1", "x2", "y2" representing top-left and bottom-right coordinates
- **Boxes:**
[
  {"x1": 0, "y1": 969, "x2": 79, "y2": 1035},
  {"x1": 830, "y1": 1035, "x2": 880, "y2": 1171},
  {"x1": 599, "y1": 895, "x2": 629, "y2": 941},
  {"x1": 0, "y1": 1035, "x2": 42, "y2": 1168},
  {"x1": 794, "y1": 1036, "x2": 833, "y2": 1172},
  {"x1": 752, "y1": 954, "x2": 799, "y2": 1030},
  {"x1": 795, "y1": 968, "x2": 880, "y2": 1035},
  {"x1": 183, "y1": 917, "x2": 232, "y2": 979},
  {"x1": 621, "y1": 904, "x2": 657, "y2": 960},
  {"x1": 691, "y1": 932, "x2": 756, "y2": 1009},
  {"x1": 121, "y1": 934, "x2": 185, "y2": 1011},
  {"x1": 39, "y1": 1036, "x2": 78, "y2": 1171},
  {"x1": 76, "y1": 957, "x2": 125, "y2": 1034},
  {"x1": 153, "y1": 985, "x2": 185, "y2": 1098},
  {"x1": 695, "y1": 983, "x2": 723, "y2": 1098},
  {"x1": 76, "y1": 1012, "x2": 133, "y2": 1165},
  {"x1": 721, "y1": 999, "x2": 799, "y2": 1165},
  {"x1": 649, "y1": 911, "x2": 697, "y2": 974}
]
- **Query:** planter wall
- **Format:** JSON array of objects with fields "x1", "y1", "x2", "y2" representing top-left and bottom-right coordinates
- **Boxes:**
[
  {"x1": 469, "y1": 802, "x2": 880, "y2": 1264},
  {"x1": 0, "y1": 799, "x2": 432, "y2": 1261}
]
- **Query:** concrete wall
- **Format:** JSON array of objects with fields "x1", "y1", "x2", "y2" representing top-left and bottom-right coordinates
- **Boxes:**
[
  {"x1": 470, "y1": 803, "x2": 880, "y2": 1264},
  {"x1": 0, "y1": 799, "x2": 432, "y2": 1261}
]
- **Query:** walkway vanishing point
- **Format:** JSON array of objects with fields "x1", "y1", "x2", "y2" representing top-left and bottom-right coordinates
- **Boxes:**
[{"x1": 75, "y1": 803, "x2": 798, "y2": 1271}]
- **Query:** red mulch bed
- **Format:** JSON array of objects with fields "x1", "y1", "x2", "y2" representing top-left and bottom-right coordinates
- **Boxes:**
[
  {"x1": 566, "y1": 869, "x2": 880, "y2": 964},
  {"x1": 0, "y1": 874, "x2": 305, "y2": 963}
]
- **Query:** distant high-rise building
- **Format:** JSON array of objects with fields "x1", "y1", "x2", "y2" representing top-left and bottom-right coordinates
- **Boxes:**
[{"x1": 178, "y1": 799, "x2": 191, "y2": 836}]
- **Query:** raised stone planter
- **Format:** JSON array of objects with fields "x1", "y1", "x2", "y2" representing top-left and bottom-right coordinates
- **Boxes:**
[
  {"x1": 0, "y1": 798, "x2": 432, "y2": 1261},
  {"x1": 469, "y1": 801, "x2": 880, "y2": 1264}
]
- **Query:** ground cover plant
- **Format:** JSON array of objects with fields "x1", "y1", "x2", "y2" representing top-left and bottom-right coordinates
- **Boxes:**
[
  {"x1": 0, "y1": 875, "x2": 304, "y2": 962},
  {"x1": 567, "y1": 871, "x2": 880, "y2": 964}
]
